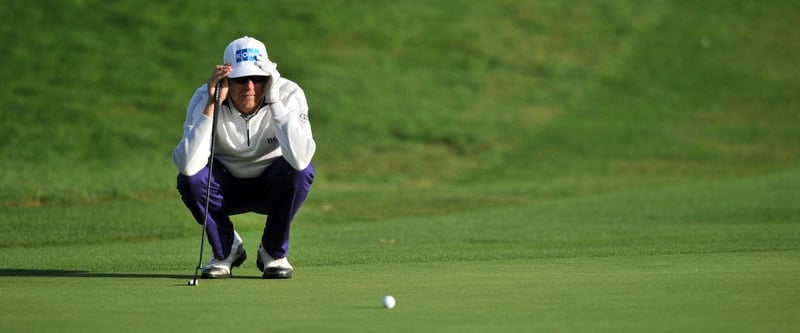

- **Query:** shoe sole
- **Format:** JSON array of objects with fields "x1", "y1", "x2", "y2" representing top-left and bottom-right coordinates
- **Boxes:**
[
  {"x1": 201, "y1": 250, "x2": 247, "y2": 279},
  {"x1": 262, "y1": 267, "x2": 292, "y2": 279}
]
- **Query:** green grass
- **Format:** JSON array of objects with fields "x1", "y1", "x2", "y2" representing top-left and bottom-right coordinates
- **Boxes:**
[
  {"x1": 1, "y1": 0, "x2": 799, "y2": 332},
  {"x1": 2, "y1": 253, "x2": 798, "y2": 332},
  {"x1": 2, "y1": 170, "x2": 798, "y2": 332}
]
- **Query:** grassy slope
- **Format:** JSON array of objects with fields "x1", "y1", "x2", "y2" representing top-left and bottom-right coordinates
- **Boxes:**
[
  {"x1": 2, "y1": 1, "x2": 799, "y2": 247},
  {"x1": 1, "y1": 1, "x2": 798, "y2": 189}
]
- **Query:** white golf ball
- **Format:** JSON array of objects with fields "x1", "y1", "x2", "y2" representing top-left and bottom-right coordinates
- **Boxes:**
[
  {"x1": 188, "y1": 279, "x2": 198, "y2": 286},
  {"x1": 382, "y1": 295, "x2": 396, "y2": 309}
]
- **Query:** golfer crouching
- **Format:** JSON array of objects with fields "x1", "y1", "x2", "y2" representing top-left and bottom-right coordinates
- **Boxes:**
[{"x1": 172, "y1": 36, "x2": 315, "y2": 279}]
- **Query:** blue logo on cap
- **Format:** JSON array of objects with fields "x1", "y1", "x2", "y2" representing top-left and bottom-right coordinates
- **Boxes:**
[{"x1": 235, "y1": 48, "x2": 260, "y2": 63}]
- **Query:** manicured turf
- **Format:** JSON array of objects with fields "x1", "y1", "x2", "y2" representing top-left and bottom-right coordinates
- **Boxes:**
[
  {"x1": 2, "y1": 248, "x2": 798, "y2": 332},
  {"x1": 2, "y1": 172, "x2": 799, "y2": 332}
]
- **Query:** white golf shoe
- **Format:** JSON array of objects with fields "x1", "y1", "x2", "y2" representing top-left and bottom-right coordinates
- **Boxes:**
[
  {"x1": 257, "y1": 243, "x2": 293, "y2": 279},
  {"x1": 201, "y1": 231, "x2": 247, "y2": 279}
]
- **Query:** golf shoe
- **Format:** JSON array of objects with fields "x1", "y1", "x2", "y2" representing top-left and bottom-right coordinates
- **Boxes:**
[
  {"x1": 257, "y1": 243, "x2": 293, "y2": 279},
  {"x1": 201, "y1": 231, "x2": 247, "y2": 278}
]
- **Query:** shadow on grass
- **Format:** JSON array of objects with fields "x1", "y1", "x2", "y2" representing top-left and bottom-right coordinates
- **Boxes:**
[
  {"x1": 0, "y1": 269, "x2": 187, "y2": 279},
  {"x1": 0, "y1": 269, "x2": 265, "y2": 280}
]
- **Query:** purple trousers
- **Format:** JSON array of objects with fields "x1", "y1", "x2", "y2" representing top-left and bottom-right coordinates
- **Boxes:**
[{"x1": 177, "y1": 157, "x2": 314, "y2": 260}]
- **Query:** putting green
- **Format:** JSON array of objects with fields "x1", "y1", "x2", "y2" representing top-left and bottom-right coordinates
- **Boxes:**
[{"x1": 1, "y1": 249, "x2": 797, "y2": 332}]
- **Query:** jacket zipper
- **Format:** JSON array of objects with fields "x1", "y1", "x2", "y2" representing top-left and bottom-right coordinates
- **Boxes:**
[
  {"x1": 241, "y1": 113, "x2": 254, "y2": 147},
  {"x1": 246, "y1": 118, "x2": 250, "y2": 146}
]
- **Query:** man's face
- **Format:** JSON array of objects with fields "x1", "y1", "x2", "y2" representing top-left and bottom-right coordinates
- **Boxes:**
[{"x1": 228, "y1": 76, "x2": 267, "y2": 114}]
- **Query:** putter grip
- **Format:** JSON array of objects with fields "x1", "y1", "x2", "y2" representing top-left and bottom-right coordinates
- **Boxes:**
[
  {"x1": 213, "y1": 81, "x2": 222, "y2": 107},
  {"x1": 208, "y1": 81, "x2": 222, "y2": 166}
]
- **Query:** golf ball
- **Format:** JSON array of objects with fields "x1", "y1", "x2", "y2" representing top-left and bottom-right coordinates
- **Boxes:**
[
  {"x1": 382, "y1": 295, "x2": 396, "y2": 309},
  {"x1": 188, "y1": 279, "x2": 198, "y2": 286}
]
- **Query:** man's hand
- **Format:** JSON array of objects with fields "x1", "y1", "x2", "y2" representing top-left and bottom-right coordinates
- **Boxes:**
[
  {"x1": 207, "y1": 64, "x2": 231, "y2": 105},
  {"x1": 255, "y1": 55, "x2": 281, "y2": 104}
]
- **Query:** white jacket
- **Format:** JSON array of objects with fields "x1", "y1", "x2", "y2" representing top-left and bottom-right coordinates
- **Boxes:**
[{"x1": 172, "y1": 78, "x2": 315, "y2": 178}]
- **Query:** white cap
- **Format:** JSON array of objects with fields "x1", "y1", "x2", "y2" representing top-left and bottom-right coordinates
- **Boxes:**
[{"x1": 223, "y1": 36, "x2": 270, "y2": 78}]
